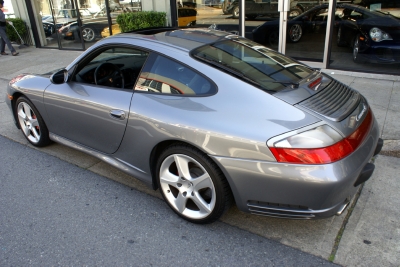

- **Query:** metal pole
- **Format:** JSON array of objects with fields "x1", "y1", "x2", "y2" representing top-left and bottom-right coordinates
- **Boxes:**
[
  {"x1": 323, "y1": 0, "x2": 336, "y2": 69},
  {"x1": 238, "y1": 0, "x2": 245, "y2": 37}
]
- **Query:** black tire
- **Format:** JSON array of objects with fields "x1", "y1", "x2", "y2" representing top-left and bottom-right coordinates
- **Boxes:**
[
  {"x1": 15, "y1": 96, "x2": 51, "y2": 147},
  {"x1": 156, "y1": 144, "x2": 232, "y2": 224},
  {"x1": 353, "y1": 35, "x2": 365, "y2": 63},
  {"x1": 268, "y1": 30, "x2": 279, "y2": 49},
  {"x1": 336, "y1": 26, "x2": 347, "y2": 47},
  {"x1": 232, "y1": 6, "x2": 239, "y2": 19},
  {"x1": 287, "y1": 23, "x2": 302, "y2": 42},
  {"x1": 246, "y1": 14, "x2": 257, "y2": 20},
  {"x1": 289, "y1": 7, "x2": 302, "y2": 17}
]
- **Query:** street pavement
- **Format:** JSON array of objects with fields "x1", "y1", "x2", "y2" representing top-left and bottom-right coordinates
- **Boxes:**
[
  {"x1": 0, "y1": 44, "x2": 399, "y2": 266},
  {"x1": 0, "y1": 135, "x2": 337, "y2": 266}
]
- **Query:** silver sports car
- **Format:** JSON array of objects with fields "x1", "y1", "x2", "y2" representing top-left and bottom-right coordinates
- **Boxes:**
[{"x1": 6, "y1": 27, "x2": 382, "y2": 224}]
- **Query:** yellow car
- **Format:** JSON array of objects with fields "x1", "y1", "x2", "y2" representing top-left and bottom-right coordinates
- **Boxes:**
[{"x1": 101, "y1": 8, "x2": 197, "y2": 37}]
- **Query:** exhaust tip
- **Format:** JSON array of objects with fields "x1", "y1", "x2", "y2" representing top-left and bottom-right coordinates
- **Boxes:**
[{"x1": 336, "y1": 202, "x2": 350, "y2": 216}]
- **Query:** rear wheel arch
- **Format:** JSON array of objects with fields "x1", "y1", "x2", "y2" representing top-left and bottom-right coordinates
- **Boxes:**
[
  {"x1": 154, "y1": 142, "x2": 234, "y2": 223},
  {"x1": 149, "y1": 140, "x2": 233, "y2": 197}
]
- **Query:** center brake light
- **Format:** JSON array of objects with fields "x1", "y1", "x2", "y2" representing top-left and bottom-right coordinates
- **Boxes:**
[{"x1": 269, "y1": 109, "x2": 373, "y2": 164}]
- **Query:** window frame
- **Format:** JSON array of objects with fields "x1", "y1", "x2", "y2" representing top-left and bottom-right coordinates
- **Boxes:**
[{"x1": 70, "y1": 43, "x2": 151, "y2": 91}]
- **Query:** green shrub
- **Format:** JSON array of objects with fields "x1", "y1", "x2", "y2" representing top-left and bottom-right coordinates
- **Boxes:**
[
  {"x1": 116, "y1": 11, "x2": 166, "y2": 33},
  {"x1": 5, "y1": 18, "x2": 27, "y2": 43}
]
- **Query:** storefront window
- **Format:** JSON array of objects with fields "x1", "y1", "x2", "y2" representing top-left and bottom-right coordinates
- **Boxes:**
[
  {"x1": 328, "y1": 1, "x2": 400, "y2": 75},
  {"x1": 285, "y1": 3, "x2": 331, "y2": 62},
  {"x1": 180, "y1": 1, "x2": 239, "y2": 34},
  {"x1": 36, "y1": 0, "x2": 143, "y2": 49}
]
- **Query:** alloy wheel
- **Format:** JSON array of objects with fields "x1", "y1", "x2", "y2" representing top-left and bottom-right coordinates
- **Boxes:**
[
  {"x1": 159, "y1": 154, "x2": 216, "y2": 220},
  {"x1": 82, "y1": 28, "x2": 95, "y2": 42},
  {"x1": 289, "y1": 24, "x2": 302, "y2": 42},
  {"x1": 17, "y1": 102, "x2": 41, "y2": 144}
]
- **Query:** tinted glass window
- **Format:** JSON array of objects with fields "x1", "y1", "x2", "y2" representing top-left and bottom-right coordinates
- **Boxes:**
[
  {"x1": 135, "y1": 54, "x2": 215, "y2": 95},
  {"x1": 74, "y1": 47, "x2": 148, "y2": 89},
  {"x1": 192, "y1": 38, "x2": 314, "y2": 93}
]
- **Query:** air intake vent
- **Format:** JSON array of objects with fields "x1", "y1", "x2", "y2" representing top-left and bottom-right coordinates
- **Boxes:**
[
  {"x1": 247, "y1": 201, "x2": 315, "y2": 219},
  {"x1": 298, "y1": 80, "x2": 360, "y2": 121}
]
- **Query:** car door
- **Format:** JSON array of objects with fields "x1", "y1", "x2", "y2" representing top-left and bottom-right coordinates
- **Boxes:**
[{"x1": 44, "y1": 46, "x2": 149, "y2": 154}]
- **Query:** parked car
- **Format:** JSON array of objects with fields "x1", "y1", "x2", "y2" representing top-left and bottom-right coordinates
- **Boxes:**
[
  {"x1": 59, "y1": 14, "x2": 111, "y2": 42},
  {"x1": 226, "y1": 0, "x2": 325, "y2": 19},
  {"x1": 252, "y1": 3, "x2": 337, "y2": 46},
  {"x1": 335, "y1": 3, "x2": 400, "y2": 63},
  {"x1": 6, "y1": 27, "x2": 382, "y2": 224},
  {"x1": 253, "y1": 3, "x2": 400, "y2": 63},
  {"x1": 42, "y1": 21, "x2": 56, "y2": 37}
]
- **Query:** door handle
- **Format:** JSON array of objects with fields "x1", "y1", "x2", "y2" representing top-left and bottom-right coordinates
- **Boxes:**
[{"x1": 110, "y1": 110, "x2": 126, "y2": 120}]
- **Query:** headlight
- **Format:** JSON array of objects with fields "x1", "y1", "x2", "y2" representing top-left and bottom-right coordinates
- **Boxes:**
[{"x1": 369, "y1": 27, "x2": 393, "y2": 42}]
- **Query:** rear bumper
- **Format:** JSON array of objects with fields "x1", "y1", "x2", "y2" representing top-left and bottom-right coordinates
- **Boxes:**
[{"x1": 211, "y1": 115, "x2": 381, "y2": 219}]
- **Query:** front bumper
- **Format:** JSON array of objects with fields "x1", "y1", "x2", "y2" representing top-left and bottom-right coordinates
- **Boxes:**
[
  {"x1": 211, "y1": 115, "x2": 381, "y2": 219},
  {"x1": 359, "y1": 40, "x2": 400, "y2": 63}
]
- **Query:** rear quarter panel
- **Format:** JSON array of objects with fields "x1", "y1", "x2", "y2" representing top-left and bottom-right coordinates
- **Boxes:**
[{"x1": 113, "y1": 44, "x2": 321, "y2": 175}]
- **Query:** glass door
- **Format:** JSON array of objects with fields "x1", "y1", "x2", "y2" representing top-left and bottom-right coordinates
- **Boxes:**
[
  {"x1": 54, "y1": 0, "x2": 87, "y2": 49},
  {"x1": 284, "y1": 0, "x2": 331, "y2": 62}
]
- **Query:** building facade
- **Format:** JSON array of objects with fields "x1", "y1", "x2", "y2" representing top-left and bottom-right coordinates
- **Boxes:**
[{"x1": 4, "y1": 0, "x2": 400, "y2": 75}]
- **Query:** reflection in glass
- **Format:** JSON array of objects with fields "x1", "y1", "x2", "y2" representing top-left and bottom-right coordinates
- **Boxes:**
[
  {"x1": 38, "y1": 0, "x2": 142, "y2": 49},
  {"x1": 284, "y1": 3, "x2": 331, "y2": 62},
  {"x1": 329, "y1": 2, "x2": 400, "y2": 74},
  {"x1": 192, "y1": 38, "x2": 314, "y2": 93}
]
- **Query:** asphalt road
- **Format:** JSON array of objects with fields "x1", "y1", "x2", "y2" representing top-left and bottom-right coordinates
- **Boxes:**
[{"x1": 0, "y1": 135, "x2": 337, "y2": 266}]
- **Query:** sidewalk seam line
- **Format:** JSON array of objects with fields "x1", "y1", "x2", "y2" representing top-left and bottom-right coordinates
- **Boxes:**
[
  {"x1": 380, "y1": 81, "x2": 395, "y2": 138},
  {"x1": 328, "y1": 183, "x2": 365, "y2": 262},
  {"x1": 328, "y1": 154, "x2": 377, "y2": 262}
]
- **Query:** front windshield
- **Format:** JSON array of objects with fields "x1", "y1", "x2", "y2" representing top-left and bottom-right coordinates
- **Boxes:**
[{"x1": 191, "y1": 38, "x2": 314, "y2": 93}]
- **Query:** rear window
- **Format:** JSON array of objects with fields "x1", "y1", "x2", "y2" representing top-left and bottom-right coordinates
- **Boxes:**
[{"x1": 191, "y1": 38, "x2": 314, "y2": 93}]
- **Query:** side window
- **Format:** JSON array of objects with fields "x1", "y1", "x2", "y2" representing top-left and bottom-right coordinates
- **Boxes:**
[
  {"x1": 135, "y1": 53, "x2": 216, "y2": 96},
  {"x1": 74, "y1": 47, "x2": 149, "y2": 89}
]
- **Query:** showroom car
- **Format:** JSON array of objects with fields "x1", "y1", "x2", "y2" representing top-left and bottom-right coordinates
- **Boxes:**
[
  {"x1": 226, "y1": 0, "x2": 321, "y2": 19},
  {"x1": 252, "y1": 3, "x2": 400, "y2": 63},
  {"x1": 6, "y1": 27, "x2": 382, "y2": 224}
]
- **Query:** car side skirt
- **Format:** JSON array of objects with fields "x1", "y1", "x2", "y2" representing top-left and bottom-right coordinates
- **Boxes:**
[{"x1": 49, "y1": 133, "x2": 153, "y2": 187}]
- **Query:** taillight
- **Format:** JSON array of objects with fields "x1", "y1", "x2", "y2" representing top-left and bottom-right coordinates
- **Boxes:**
[{"x1": 268, "y1": 109, "x2": 373, "y2": 164}]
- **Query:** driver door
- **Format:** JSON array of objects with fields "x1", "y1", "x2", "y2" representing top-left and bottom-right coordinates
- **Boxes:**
[{"x1": 44, "y1": 46, "x2": 149, "y2": 154}]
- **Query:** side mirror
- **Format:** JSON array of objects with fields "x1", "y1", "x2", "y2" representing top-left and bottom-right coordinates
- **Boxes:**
[{"x1": 50, "y1": 68, "x2": 68, "y2": 84}]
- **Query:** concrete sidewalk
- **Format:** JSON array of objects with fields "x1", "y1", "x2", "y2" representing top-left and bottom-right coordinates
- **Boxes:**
[{"x1": 1, "y1": 45, "x2": 399, "y2": 266}]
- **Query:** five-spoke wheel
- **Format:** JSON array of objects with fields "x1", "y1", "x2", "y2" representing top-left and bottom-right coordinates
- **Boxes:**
[
  {"x1": 82, "y1": 27, "x2": 96, "y2": 42},
  {"x1": 157, "y1": 144, "x2": 231, "y2": 224},
  {"x1": 16, "y1": 97, "x2": 51, "y2": 147},
  {"x1": 288, "y1": 24, "x2": 302, "y2": 43}
]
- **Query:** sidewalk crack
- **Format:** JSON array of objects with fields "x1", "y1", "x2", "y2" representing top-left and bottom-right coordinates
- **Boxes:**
[{"x1": 328, "y1": 183, "x2": 365, "y2": 262}]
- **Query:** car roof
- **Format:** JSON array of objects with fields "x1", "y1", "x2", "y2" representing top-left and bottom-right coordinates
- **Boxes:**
[{"x1": 111, "y1": 27, "x2": 236, "y2": 51}]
